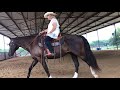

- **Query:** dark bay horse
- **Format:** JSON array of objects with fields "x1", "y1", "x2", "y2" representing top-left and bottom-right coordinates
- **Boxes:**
[{"x1": 8, "y1": 34, "x2": 100, "y2": 78}]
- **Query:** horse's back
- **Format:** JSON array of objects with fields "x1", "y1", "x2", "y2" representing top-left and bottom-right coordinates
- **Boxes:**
[
  {"x1": 64, "y1": 34, "x2": 84, "y2": 43},
  {"x1": 63, "y1": 34, "x2": 85, "y2": 55}
]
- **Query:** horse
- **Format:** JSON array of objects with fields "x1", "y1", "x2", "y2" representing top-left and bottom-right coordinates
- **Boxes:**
[{"x1": 8, "y1": 33, "x2": 101, "y2": 78}]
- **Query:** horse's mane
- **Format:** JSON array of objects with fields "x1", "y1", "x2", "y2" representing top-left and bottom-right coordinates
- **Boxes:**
[
  {"x1": 29, "y1": 34, "x2": 40, "y2": 46},
  {"x1": 29, "y1": 33, "x2": 47, "y2": 46},
  {"x1": 11, "y1": 34, "x2": 39, "y2": 46}
]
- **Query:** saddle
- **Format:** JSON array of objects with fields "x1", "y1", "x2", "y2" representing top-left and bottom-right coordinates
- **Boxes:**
[
  {"x1": 38, "y1": 33, "x2": 64, "y2": 56},
  {"x1": 38, "y1": 33, "x2": 64, "y2": 47},
  {"x1": 51, "y1": 33, "x2": 63, "y2": 46}
]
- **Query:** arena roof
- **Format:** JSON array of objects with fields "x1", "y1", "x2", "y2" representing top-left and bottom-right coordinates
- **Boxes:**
[{"x1": 0, "y1": 12, "x2": 120, "y2": 38}]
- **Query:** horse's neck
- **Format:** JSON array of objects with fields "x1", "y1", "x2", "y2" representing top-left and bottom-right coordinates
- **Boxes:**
[
  {"x1": 19, "y1": 41, "x2": 30, "y2": 52},
  {"x1": 17, "y1": 36, "x2": 36, "y2": 52}
]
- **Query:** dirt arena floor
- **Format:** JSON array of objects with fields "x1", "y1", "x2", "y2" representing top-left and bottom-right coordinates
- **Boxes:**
[{"x1": 0, "y1": 50, "x2": 120, "y2": 78}]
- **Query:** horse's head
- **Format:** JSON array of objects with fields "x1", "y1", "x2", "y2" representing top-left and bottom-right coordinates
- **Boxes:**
[{"x1": 8, "y1": 39, "x2": 19, "y2": 57}]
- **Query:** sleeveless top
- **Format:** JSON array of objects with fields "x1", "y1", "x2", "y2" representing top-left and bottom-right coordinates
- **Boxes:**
[{"x1": 46, "y1": 18, "x2": 60, "y2": 39}]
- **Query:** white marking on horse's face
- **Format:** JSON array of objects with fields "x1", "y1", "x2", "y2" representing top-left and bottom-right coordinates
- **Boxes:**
[
  {"x1": 9, "y1": 40, "x2": 14, "y2": 46},
  {"x1": 73, "y1": 72, "x2": 78, "y2": 78},
  {"x1": 10, "y1": 40, "x2": 15, "y2": 46}
]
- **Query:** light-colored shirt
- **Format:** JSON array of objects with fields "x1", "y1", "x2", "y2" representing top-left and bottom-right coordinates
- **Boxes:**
[{"x1": 46, "y1": 18, "x2": 60, "y2": 39}]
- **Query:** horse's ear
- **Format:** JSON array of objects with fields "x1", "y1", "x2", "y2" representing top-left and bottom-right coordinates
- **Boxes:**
[{"x1": 10, "y1": 38, "x2": 15, "y2": 43}]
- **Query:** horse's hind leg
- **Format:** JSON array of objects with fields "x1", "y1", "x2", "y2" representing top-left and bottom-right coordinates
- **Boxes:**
[
  {"x1": 27, "y1": 59, "x2": 38, "y2": 78},
  {"x1": 89, "y1": 66, "x2": 99, "y2": 78},
  {"x1": 81, "y1": 57, "x2": 99, "y2": 78},
  {"x1": 41, "y1": 57, "x2": 51, "y2": 78},
  {"x1": 70, "y1": 53, "x2": 79, "y2": 78}
]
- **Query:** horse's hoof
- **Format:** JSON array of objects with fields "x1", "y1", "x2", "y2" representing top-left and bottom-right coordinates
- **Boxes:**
[
  {"x1": 73, "y1": 72, "x2": 78, "y2": 78},
  {"x1": 27, "y1": 76, "x2": 30, "y2": 78},
  {"x1": 94, "y1": 74, "x2": 99, "y2": 78},
  {"x1": 49, "y1": 75, "x2": 52, "y2": 78}
]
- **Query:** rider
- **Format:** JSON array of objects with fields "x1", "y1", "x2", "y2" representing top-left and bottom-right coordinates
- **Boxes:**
[{"x1": 39, "y1": 12, "x2": 60, "y2": 56}]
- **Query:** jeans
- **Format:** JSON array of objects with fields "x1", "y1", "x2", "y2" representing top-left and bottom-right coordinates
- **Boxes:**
[{"x1": 44, "y1": 36, "x2": 54, "y2": 53}]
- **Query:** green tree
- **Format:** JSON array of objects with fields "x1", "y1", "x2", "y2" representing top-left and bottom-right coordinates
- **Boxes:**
[
  {"x1": 90, "y1": 40, "x2": 109, "y2": 48},
  {"x1": 109, "y1": 27, "x2": 120, "y2": 46}
]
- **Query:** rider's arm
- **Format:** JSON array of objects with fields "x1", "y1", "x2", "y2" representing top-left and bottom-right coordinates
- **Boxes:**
[
  {"x1": 39, "y1": 29, "x2": 48, "y2": 35},
  {"x1": 48, "y1": 22, "x2": 57, "y2": 34}
]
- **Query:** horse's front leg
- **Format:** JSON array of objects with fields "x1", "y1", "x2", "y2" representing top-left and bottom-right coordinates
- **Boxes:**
[
  {"x1": 41, "y1": 57, "x2": 52, "y2": 78},
  {"x1": 27, "y1": 59, "x2": 38, "y2": 78}
]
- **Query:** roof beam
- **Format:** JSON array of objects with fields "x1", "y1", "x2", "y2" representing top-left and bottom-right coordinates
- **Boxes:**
[
  {"x1": 56, "y1": 12, "x2": 62, "y2": 19},
  {"x1": 0, "y1": 32, "x2": 11, "y2": 38},
  {"x1": 67, "y1": 12, "x2": 99, "y2": 34},
  {"x1": 71, "y1": 12, "x2": 114, "y2": 34},
  {"x1": 38, "y1": 18, "x2": 41, "y2": 32},
  {"x1": 41, "y1": 18, "x2": 45, "y2": 31},
  {"x1": 56, "y1": 12, "x2": 62, "y2": 30},
  {"x1": 5, "y1": 12, "x2": 25, "y2": 36},
  {"x1": 60, "y1": 12, "x2": 74, "y2": 27},
  {"x1": 35, "y1": 12, "x2": 37, "y2": 33},
  {"x1": 0, "y1": 22, "x2": 18, "y2": 37},
  {"x1": 80, "y1": 21, "x2": 120, "y2": 35},
  {"x1": 62, "y1": 12, "x2": 86, "y2": 33},
  {"x1": 78, "y1": 14, "x2": 120, "y2": 34},
  {"x1": 21, "y1": 12, "x2": 31, "y2": 35}
]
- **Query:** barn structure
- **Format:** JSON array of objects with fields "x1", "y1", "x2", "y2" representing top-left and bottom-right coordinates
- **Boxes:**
[
  {"x1": 0, "y1": 12, "x2": 120, "y2": 78},
  {"x1": 0, "y1": 12, "x2": 119, "y2": 38},
  {"x1": 0, "y1": 12, "x2": 120, "y2": 58}
]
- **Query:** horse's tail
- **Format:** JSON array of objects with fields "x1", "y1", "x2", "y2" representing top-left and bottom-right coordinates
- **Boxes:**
[{"x1": 80, "y1": 36, "x2": 101, "y2": 71}]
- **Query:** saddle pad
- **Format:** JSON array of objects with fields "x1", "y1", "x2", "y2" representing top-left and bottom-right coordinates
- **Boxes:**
[
  {"x1": 38, "y1": 42, "x2": 61, "y2": 47},
  {"x1": 38, "y1": 37, "x2": 64, "y2": 47},
  {"x1": 38, "y1": 43, "x2": 43, "y2": 47},
  {"x1": 52, "y1": 42, "x2": 61, "y2": 46}
]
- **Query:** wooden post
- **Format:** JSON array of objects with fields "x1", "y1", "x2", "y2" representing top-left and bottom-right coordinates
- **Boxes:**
[
  {"x1": 114, "y1": 24, "x2": 118, "y2": 50},
  {"x1": 3, "y1": 35, "x2": 6, "y2": 60},
  {"x1": 97, "y1": 30, "x2": 100, "y2": 49}
]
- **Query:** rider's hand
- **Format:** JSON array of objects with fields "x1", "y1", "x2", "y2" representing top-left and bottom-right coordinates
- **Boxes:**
[{"x1": 39, "y1": 32, "x2": 42, "y2": 35}]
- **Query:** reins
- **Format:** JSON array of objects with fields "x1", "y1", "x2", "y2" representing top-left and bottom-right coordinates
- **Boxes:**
[
  {"x1": 26, "y1": 33, "x2": 45, "y2": 48},
  {"x1": 29, "y1": 34, "x2": 40, "y2": 46}
]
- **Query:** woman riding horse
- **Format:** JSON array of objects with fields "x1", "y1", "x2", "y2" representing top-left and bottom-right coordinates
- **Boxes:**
[
  {"x1": 39, "y1": 12, "x2": 60, "y2": 56},
  {"x1": 8, "y1": 12, "x2": 100, "y2": 78}
]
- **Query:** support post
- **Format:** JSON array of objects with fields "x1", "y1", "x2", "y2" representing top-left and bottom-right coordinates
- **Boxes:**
[
  {"x1": 114, "y1": 24, "x2": 118, "y2": 50},
  {"x1": 3, "y1": 35, "x2": 6, "y2": 60}
]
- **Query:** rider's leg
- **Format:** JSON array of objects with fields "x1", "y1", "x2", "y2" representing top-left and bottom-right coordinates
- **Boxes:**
[
  {"x1": 46, "y1": 48, "x2": 51, "y2": 54},
  {"x1": 45, "y1": 36, "x2": 54, "y2": 55}
]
